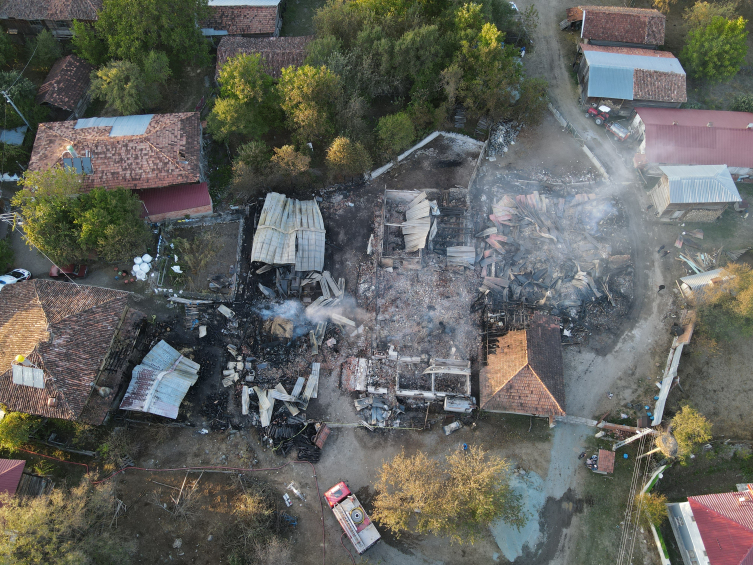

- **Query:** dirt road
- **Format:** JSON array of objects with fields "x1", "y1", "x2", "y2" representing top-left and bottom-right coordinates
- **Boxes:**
[{"x1": 504, "y1": 1, "x2": 671, "y2": 562}]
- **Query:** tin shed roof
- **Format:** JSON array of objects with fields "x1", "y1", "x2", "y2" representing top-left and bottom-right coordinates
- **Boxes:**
[
  {"x1": 479, "y1": 313, "x2": 565, "y2": 416},
  {"x1": 679, "y1": 268, "x2": 729, "y2": 292},
  {"x1": 582, "y1": 46, "x2": 685, "y2": 102},
  {"x1": 635, "y1": 108, "x2": 753, "y2": 168},
  {"x1": 250, "y1": 192, "x2": 326, "y2": 272},
  {"x1": 120, "y1": 340, "x2": 200, "y2": 419},
  {"x1": 139, "y1": 182, "x2": 212, "y2": 218},
  {"x1": 659, "y1": 165, "x2": 742, "y2": 204},
  {"x1": 688, "y1": 491, "x2": 753, "y2": 565}
]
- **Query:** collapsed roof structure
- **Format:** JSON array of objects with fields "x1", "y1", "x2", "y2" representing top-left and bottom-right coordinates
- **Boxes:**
[
  {"x1": 250, "y1": 192, "x2": 326, "y2": 272},
  {"x1": 120, "y1": 340, "x2": 200, "y2": 419}
]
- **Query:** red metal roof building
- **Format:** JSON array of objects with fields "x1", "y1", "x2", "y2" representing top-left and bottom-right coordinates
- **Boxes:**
[
  {"x1": 632, "y1": 108, "x2": 753, "y2": 177},
  {"x1": 139, "y1": 182, "x2": 212, "y2": 223},
  {"x1": 668, "y1": 488, "x2": 753, "y2": 565},
  {"x1": 0, "y1": 459, "x2": 25, "y2": 498}
]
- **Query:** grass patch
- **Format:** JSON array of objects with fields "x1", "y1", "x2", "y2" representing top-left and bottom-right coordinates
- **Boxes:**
[
  {"x1": 280, "y1": 0, "x2": 327, "y2": 37},
  {"x1": 656, "y1": 526, "x2": 669, "y2": 559},
  {"x1": 476, "y1": 412, "x2": 551, "y2": 442},
  {"x1": 571, "y1": 436, "x2": 650, "y2": 565}
]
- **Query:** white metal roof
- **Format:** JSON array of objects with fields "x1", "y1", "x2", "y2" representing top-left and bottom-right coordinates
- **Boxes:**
[
  {"x1": 679, "y1": 268, "x2": 728, "y2": 291},
  {"x1": 250, "y1": 192, "x2": 326, "y2": 272},
  {"x1": 120, "y1": 340, "x2": 200, "y2": 419},
  {"x1": 659, "y1": 165, "x2": 742, "y2": 204},
  {"x1": 75, "y1": 115, "x2": 154, "y2": 137}
]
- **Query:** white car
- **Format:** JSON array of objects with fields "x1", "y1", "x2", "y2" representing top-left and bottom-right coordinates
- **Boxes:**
[
  {"x1": 0, "y1": 268, "x2": 32, "y2": 289},
  {"x1": 510, "y1": 2, "x2": 519, "y2": 11}
]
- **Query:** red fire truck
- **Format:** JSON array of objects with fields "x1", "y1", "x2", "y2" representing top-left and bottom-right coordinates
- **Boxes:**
[{"x1": 324, "y1": 482, "x2": 381, "y2": 554}]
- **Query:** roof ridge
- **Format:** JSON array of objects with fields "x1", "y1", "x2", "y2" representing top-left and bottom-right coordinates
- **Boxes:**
[
  {"x1": 692, "y1": 495, "x2": 753, "y2": 533},
  {"x1": 27, "y1": 350, "x2": 77, "y2": 419},
  {"x1": 527, "y1": 366, "x2": 565, "y2": 413}
]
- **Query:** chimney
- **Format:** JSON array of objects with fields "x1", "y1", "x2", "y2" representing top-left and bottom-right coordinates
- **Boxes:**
[{"x1": 46, "y1": 397, "x2": 57, "y2": 408}]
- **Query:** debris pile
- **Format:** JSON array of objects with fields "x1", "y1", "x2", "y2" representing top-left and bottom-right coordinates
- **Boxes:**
[{"x1": 487, "y1": 121, "x2": 521, "y2": 157}]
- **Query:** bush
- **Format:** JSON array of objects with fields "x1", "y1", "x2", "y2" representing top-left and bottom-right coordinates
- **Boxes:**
[
  {"x1": 680, "y1": 16, "x2": 749, "y2": 82},
  {"x1": 27, "y1": 30, "x2": 61, "y2": 70},
  {"x1": 0, "y1": 237, "x2": 13, "y2": 272},
  {"x1": 376, "y1": 112, "x2": 415, "y2": 161},
  {"x1": 325, "y1": 136, "x2": 372, "y2": 181},
  {"x1": 0, "y1": 412, "x2": 40, "y2": 452},
  {"x1": 731, "y1": 94, "x2": 753, "y2": 113}
]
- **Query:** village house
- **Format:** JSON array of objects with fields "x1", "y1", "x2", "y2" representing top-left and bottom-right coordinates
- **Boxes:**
[
  {"x1": 479, "y1": 313, "x2": 566, "y2": 424},
  {"x1": 0, "y1": 281, "x2": 144, "y2": 425},
  {"x1": 667, "y1": 487, "x2": 753, "y2": 565},
  {"x1": 649, "y1": 165, "x2": 742, "y2": 222},
  {"x1": 632, "y1": 108, "x2": 753, "y2": 178},
  {"x1": 201, "y1": 0, "x2": 284, "y2": 38},
  {"x1": 0, "y1": 0, "x2": 100, "y2": 38},
  {"x1": 576, "y1": 44, "x2": 686, "y2": 114},
  {"x1": 36, "y1": 55, "x2": 94, "y2": 120},
  {"x1": 28, "y1": 112, "x2": 212, "y2": 222},
  {"x1": 564, "y1": 6, "x2": 665, "y2": 48},
  {"x1": 215, "y1": 35, "x2": 313, "y2": 80}
]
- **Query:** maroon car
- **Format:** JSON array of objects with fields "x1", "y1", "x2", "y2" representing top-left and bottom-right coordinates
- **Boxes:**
[{"x1": 49, "y1": 264, "x2": 88, "y2": 280}]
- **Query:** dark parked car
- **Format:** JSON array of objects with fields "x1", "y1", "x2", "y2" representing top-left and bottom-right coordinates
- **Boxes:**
[{"x1": 49, "y1": 264, "x2": 88, "y2": 280}]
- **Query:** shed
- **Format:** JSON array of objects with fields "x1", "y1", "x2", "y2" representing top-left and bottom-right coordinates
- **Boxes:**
[
  {"x1": 201, "y1": 0, "x2": 282, "y2": 37},
  {"x1": 139, "y1": 182, "x2": 213, "y2": 223},
  {"x1": 565, "y1": 6, "x2": 665, "y2": 47},
  {"x1": 479, "y1": 313, "x2": 565, "y2": 420},
  {"x1": 595, "y1": 449, "x2": 615, "y2": 474},
  {"x1": 649, "y1": 165, "x2": 742, "y2": 222},
  {"x1": 250, "y1": 192, "x2": 326, "y2": 272},
  {"x1": 679, "y1": 268, "x2": 731, "y2": 298},
  {"x1": 120, "y1": 340, "x2": 200, "y2": 419},
  {"x1": 36, "y1": 55, "x2": 94, "y2": 118},
  {"x1": 577, "y1": 44, "x2": 685, "y2": 115},
  {"x1": 632, "y1": 108, "x2": 753, "y2": 177}
]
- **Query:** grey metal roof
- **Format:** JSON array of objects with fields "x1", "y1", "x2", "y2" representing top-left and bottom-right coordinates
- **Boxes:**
[
  {"x1": 0, "y1": 126, "x2": 27, "y2": 146},
  {"x1": 659, "y1": 165, "x2": 742, "y2": 204},
  {"x1": 250, "y1": 192, "x2": 326, "y2": 272},
  {"x1": 679, "y1": 268, "x2": 727, "y2": 291},
  {"x1": 75, "y1": 115, "x2": 154, "y2": 137},
  {"x1": 120, "y1": 340, "x2": 200, "y2": 419},
  {"x1": 587, "y1": 66, "x2": 634, "y2": 99}
]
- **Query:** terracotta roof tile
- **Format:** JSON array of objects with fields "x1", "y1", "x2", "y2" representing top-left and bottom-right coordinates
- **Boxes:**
[
  {"x1": 216, "y1": 35, "x2": 313, "y2": 80},
  {"x1": 688, "y1": 492, "x2": 753, "y2": 565},
  {"x1": 0, "y1": 281, "x2": 142, "y2": 423},
  {"x1": 28, "y1": 113, "x2": 202, "y2": 191},
  {"x1": 0, "y1": 0, "x2": 101, "y2": 21},
  {"x1": 633, "y1": 68, "x2": 687, "y2": 103},
  {"x1": 480, "y1": 313, "x2": 565, "y2": 416},
  {"x1": 580, "y1": 43, "x2": 675, "y2": 58},
  {"x1": 574, "y1": 5, "x2": 665, "y2": 45},
  {"x1": 36, "y1": 55, "x2": 94, "y2": 112},
  {"x1": 202, "y1": 5, "x2": 278, "y2": 36}
]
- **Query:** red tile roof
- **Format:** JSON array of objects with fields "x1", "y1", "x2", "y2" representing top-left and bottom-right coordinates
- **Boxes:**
[
  {"x1": 0, "y1": 459, "x2": 25, "y2": 498},
  {"x1": 216, "y1": 36, "x2": 313, "y2": 80},
  {"x1": 580, "y1": 43, "x2": 675, "y2": 58},
  {"x1": 28, "y1": 113, "x2": 202, "y2": 191},
  {"x1": 36, "y1": 55, "x2": 94, "y2": 112},
  {"x1": 0, "y1": 0, "x2": 102, "y2": 21},
  {"x1": 0, "y1": 281, "x2": 139, "y2": 423},
  {"x1": 689, "y1": 491, "x2": 753, "y2": 565},
  {"x1": 636, "y1": 108, "x2": 753, "y2": 169},
  {"x1": 202, "y1": 5, "x2": 279, "y2": 36},
  {"x1": 480, "y1": 313, "x2": 565, "y2": 416},
  {"x1": 139, "y1": 182, "x2": 211, "y2": 217},
  {"x1": 597, "y1": 449, "x2": 615, "y2": 473},
  {"x1": 569, "y1": 5, "x2": 665, "y2": 45}
]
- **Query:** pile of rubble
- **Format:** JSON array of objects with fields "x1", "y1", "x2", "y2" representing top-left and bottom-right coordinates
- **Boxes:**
[{"x1": 487, "y1": 121, "x2": 521, "y2": 157}]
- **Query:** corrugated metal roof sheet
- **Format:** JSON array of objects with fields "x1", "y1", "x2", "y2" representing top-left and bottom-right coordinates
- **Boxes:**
[
  {"x1": 0, "y1": 459, "x2": 25, "y2": 498},
  {"x1": 250, "y1": 192, "x2": 325, "y2": 272},
  {"x1": 659, "y1": 165, "x2": 742, "y2": 204},
  {"x1": 75, "y1": 115, "x2": 154, "y2": 137},
  {"x1": 120, "y1": 340, "x2": 200, "y2": 419},
  {"x1": 0, "y1": 126, "x2": 27, "y2": 146},
  {"x1": 688, "y1": 492, "x2": 753, "y2": 565},
  {"x1": 584, "y1": 50, "x2": 685, "y2": 73},
  {"x1": 636, "y1": 107, "x2": 753, "y2": 128},
  {"x1": 587, "y1": 65, "x2": 634, "y2": 99},
  {"x1": 138, "y1": 182, "x2": 211, "y2": 217},
  {"x1": 679, "y1": 268, "x2": 727, "y2": 291}
]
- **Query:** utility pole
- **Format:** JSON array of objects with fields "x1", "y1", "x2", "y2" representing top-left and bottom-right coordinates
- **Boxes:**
[{"x1": 0, "y1": 90, "x2": 31, "y2": 130}]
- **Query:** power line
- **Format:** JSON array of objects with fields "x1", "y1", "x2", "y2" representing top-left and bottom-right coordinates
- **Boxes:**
[{"x1": 9, "y1": 42, "x2": 37, "y2": 90}]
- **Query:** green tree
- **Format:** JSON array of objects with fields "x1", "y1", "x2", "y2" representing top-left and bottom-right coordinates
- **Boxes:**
[
  {"x1": 277, "y1": 65, "x2": 342, "y2": 143},
  {"x1": 510, "y1": 77, "x2": 549, "y2": 125},
  {"x1": 0, "y1": 32, "x2": 15, "y2": 68},
  {"x1": 0, "y1": 478, "x2": 134, "y2": 564},
  {"x1": 372, "y1": 446, "x2": 523, "y2": 543},
  {"x1": 0, "y1": 238, "x2": 13, "y2": 272},
  {"x1": 0, "y1": 412, "x2": 39, "y2": 451},
  {"x1": 75, "y1": 188, "x2": 151, "y2": 263},
  {"x1": 95, "y1": 0, "x2": 210, "y2": 66},
  {"x1": 376, "y1": 112, "x2": 415, "y2": 160},
  {"x1": 0, "y1": 71, "x2": 49, "y2": 130},
  {"x1": 325, "y1": 136, "x2": 372, "y2": 180},
  {"x1": 696, "y1": 263, "x2": 753, "y2": 340},
  {"x1": 72, "y1": 20, "x2": 109, "y2": 66},
  {"x1": 394, "y1": 25, "x2": 444, "y2": 93},
  {"x1": 681, "y1": 16, "x2": 748, "y2": 82},
  {"x1": 141, "y1": 50, "x2": 172, "y2": 107},
  {"x1": 208, "y1": 53, "x2": 276, "y2": 142},
  {"x1": 27, "y1": 30, "x2": 61, "y2": 70},
  {"x1": 671, "y1": 405, "x2": 713, "y2": 460},
  {"x1": 89, "y1": 60, "x2": 145, "y2": 115},
  {"x1": 236, "y1": 140, "x2": 272, "y2": 174},
  {"x1": 653, "y1": 0, "x2": 678, "y2": 14},
  {"x1": 270, "y1": 145, "x2": 311, "y2": 180},
  {"x1": 635, "y1": 493, "x2": 669, "y2": 528},
  {"x1": 731, "y1": 94, "x2": 753, "y2": 112},
  {"x1": 683, "y1": 0, "x2": 739, "y2": 29}
]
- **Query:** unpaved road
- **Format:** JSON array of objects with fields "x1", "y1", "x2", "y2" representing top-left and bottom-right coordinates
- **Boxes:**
[{"x1": 506, "y1": 1, "x2": 671, "y2": 562}]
